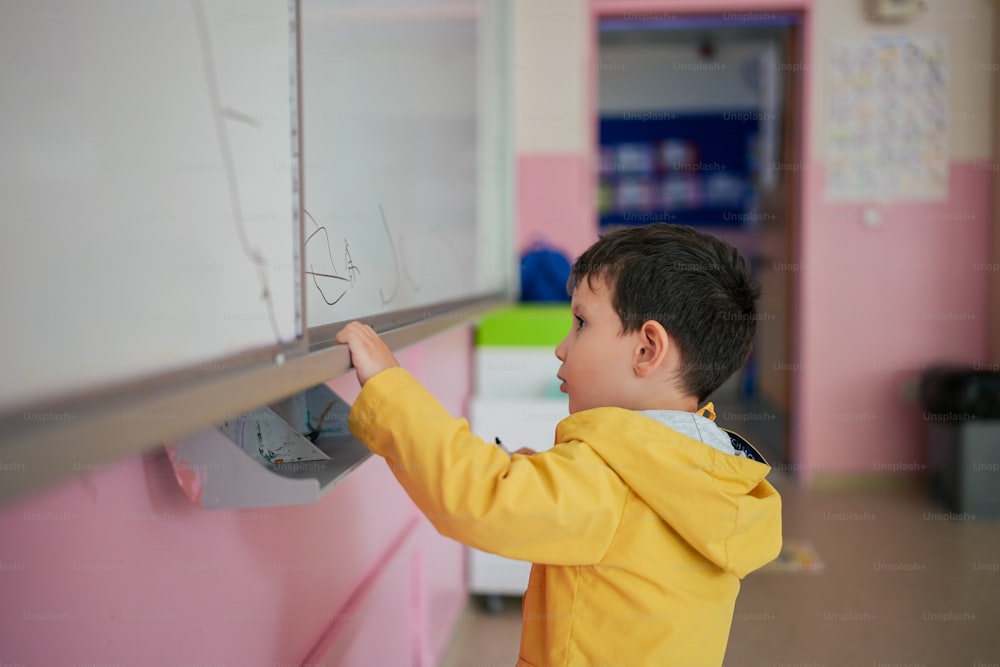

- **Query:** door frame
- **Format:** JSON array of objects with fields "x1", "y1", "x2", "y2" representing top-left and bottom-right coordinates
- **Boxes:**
[{"x1": 588, "y1": 0, "x2": 813, "y2": 469}]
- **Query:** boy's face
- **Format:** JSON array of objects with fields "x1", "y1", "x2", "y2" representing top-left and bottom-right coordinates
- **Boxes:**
[{"x1": 555, "y1": 276, "x2": 641, "y2": 414}]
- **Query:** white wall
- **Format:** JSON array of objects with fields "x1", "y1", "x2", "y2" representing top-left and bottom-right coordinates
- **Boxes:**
[
  {"x1": 812, "y1": 0, "x2": 995, "y2": 161},
  {"x1": 514, "y1": 0, "x2": 590, "y2": 153}
]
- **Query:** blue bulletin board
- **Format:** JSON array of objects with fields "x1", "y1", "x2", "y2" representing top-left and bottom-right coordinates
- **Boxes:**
[{"x1": 598, "y1": 112, "x2": 760, "y2": 228}]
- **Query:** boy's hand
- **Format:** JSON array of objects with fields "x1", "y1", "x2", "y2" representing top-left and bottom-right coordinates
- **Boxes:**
[{"x1": 334, "y1": 321, "x2": 400, "y2": 386}]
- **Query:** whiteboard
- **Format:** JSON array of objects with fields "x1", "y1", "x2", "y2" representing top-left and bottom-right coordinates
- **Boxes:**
[
  {"x1": 0, "y1": 1, "x2": 301, "y2": 414},
  {"x1": 0, "y1": 0, "x2": 514, "y2": 505},
  {"x1": 300, "y1": 0, "x2": 513, "y2": 341}
]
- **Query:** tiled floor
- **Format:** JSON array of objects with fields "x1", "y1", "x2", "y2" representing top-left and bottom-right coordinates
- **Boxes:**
[{"x1": 438, "y1": 471, "x2": 1000, "y2": 667}]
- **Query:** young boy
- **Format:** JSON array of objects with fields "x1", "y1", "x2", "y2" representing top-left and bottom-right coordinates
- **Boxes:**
[{"x1": 335, "y1": 223, "x2": 782, "y2": 667}]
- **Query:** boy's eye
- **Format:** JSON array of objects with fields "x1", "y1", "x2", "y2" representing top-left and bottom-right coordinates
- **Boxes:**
[{"x1": 575, "y1": 316, "x2": 585, "y2": 330}]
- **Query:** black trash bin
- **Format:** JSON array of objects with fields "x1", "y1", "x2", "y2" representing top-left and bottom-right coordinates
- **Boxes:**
[{"x1": 920, "y1": 365, "x2": 1000, "y2": 518}]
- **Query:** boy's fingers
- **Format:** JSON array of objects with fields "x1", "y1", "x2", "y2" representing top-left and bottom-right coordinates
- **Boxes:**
[
  {"x1": 333, "y1": 322, "x2": 355, "y2": 344},
  {"x1": 334, "y1": 321, "x2": 400, "y2": 385},
  {"x1": 335, "y1": 321, "x2": 373, "y2": 344}
]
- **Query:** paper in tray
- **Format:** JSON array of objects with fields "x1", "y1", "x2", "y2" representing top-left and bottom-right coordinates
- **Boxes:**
[{"x1": 220, "y1": 406, "x2": 331, "y2": 465}]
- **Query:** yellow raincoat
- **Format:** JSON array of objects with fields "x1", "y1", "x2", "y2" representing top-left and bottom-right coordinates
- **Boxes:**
[{"x1": 349, "y1": 368, "x2": 782, "y2": 667}]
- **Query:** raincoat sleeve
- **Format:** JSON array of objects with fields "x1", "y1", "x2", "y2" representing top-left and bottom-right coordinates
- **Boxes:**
[{"x1": 348, "y1": 368, "x2": 627, "y2": 565}]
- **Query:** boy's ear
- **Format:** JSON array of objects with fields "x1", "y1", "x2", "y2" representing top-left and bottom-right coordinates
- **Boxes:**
[{"x1": 632, "y1": 319, "x2": 672, "y2": 377}]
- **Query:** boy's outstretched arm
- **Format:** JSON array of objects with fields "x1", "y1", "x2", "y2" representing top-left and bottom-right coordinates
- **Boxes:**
[
  {"x1": 332, "y1": 321, "x2": 624, "y2": 565},
  {"x1": 334, "y1": 321, "x2": 400, "y2": 385}
]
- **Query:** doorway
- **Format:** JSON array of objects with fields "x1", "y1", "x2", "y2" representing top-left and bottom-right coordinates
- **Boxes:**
[{"x1": 592, "y1": 9, "x2": 806, "y2": 468}]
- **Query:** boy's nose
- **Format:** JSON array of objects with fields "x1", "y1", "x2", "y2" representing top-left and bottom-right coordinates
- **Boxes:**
[{"x1": 554, "y1": 336, "x2": 567, "y2": 362}]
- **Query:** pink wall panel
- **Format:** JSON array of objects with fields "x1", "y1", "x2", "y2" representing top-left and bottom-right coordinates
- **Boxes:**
[
  {"x1": 408, "y1": 325, "x2": 473, "y2": 415},
  {"x1": 0, "y1": 450, "x2": 416, "y2": 665},
  {"x1": 796, "y1": 162, "x2": 991, "y2": 476},
  {"x1": 517, "y1": 153, "x2": 598, "y2": 261},
  {"x1": 414, "y1": 518, "x2": 468, "y2": 665},
  {"x1": 0, "y1": 327, "x2": 472, "y2": 666},
  {"x1": 393, "y1": 325, "x2": 471, "y2": 665},
  {"x1": 305, "y1": 521, "x2": 419, "y2": 667}
]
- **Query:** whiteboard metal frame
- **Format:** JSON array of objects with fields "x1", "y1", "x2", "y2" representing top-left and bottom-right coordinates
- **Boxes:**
[{"x1": 0, "y1": 293, "x2": 507, "y2": 506}]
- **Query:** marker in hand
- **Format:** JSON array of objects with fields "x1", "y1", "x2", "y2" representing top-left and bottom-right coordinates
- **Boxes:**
[{"x1": 496, "y1": 436, "x2": 537, "y2": 456}]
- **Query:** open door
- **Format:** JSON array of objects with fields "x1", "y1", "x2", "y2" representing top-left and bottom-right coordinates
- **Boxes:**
[{"x1": 592, "y1": 9, "x2": 806, "y2": 467}]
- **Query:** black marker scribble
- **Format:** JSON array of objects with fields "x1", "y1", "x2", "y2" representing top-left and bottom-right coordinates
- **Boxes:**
[
  {"x1": 378, "y1": 203, "x2": 401, "y2": 305},
  {"x1": 221, "y1": 107, "x2": 261, "y2": 128},
  {"x1": 192, "y1": 0, "x2": 281, "y2": 341},
  {"x1": 303, "y1": 208, "x2": 359, "y2": 306},
  {"x1": 344, "y1": 242, "x2": 360, "y2": 285}
]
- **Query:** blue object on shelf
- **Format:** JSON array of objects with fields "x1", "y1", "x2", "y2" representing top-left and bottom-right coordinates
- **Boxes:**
[{"x1": 520, "y1": 243, "x2": 571, "y2": 303}]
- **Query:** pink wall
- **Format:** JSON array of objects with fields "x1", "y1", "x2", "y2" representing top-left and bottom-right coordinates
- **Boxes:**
[
  {"x1": 518, "y1": 154, "x2": 598, "y2": 260},
  {"x1": 0, "y1": 326, "x2": 472, "y2": 666},
  {"x1": 515, "y1": 0, "x2": 993, "y2": 480},
  {"x1": 797, "y1": 163, "x2": 991, "y2": 475}
]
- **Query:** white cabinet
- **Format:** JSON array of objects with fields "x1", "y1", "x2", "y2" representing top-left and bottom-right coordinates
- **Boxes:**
[{"x1": 466, "y1": 347, "x2": 568, "y2": 601}]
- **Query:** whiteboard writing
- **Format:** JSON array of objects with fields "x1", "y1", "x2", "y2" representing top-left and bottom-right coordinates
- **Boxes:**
[{"x1": 301, "y1": 0, "x2": 490, "y2": 331}]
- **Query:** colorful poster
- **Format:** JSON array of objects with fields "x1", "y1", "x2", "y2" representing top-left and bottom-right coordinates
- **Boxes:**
[{"x1": 827, "y1": 36, "x2": 948, "y2": 200}]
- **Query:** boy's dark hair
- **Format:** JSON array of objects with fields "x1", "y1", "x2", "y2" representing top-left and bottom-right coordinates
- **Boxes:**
[{"x1": 569, "y1": 223, "x2": 761, "y2": 403}]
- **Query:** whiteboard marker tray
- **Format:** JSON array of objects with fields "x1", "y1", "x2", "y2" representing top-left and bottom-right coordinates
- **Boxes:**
[{"x1": 164, "y1": 384, "x2": 371, "y2": 510}]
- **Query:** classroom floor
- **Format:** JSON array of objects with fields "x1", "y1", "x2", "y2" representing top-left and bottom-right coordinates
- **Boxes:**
[{"x1": 437, "y1": 470, "x2": 1000, "y2": 667}]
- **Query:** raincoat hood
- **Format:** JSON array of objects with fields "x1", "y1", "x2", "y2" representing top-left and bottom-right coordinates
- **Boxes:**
[{"x1": 556, "y1": 405, "x2": 782, "y2": 578}]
